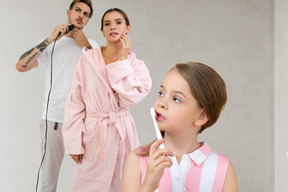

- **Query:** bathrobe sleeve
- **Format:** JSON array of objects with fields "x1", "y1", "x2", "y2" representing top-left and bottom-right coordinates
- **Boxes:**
[
  {"x1": 62, "y1": 55, "x2": 86, "y2": 155},
  {"x1": 106, "y1": 52, "x2": 152, "y2": 108}
]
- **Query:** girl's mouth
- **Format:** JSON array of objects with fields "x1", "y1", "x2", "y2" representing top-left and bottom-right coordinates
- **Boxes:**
[{"x1": 155, "y1": 111, "x2": 166, "y2": 121}]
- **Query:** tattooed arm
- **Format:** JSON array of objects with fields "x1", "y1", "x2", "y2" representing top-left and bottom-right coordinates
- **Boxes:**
[
  {"x1": 15, "y1": 39, "x2": 50, "y2": 72},
  {"x1": 16, "y1": 23, "x2": 69, "y2": 72}
]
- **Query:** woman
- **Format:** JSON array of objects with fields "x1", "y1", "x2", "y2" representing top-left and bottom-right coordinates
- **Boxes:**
[{"x1": 62, "y1": 8, "x2": 152, "y2": 192}]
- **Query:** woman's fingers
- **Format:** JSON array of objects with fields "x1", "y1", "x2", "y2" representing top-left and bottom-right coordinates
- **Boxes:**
[
  {"x1": 119, "y1": 34, "x2": 131, "y2": 60},
  {"x1": 120, "y1": 34, "x2": 131, "y2": 48}
]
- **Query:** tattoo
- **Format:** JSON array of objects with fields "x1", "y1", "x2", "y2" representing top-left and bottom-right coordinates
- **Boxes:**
[
  {"x1": 19, "y1": 39, "x2": 49, "y2": 61},
  {"x1": 86, "y1": 45, "x2": 92, "y2": 49},
  {"x1": 22, "y1": 52, "x2": 38, "y2": 68},
  {"x1": 36, "y1": 39, "x2": 49, "y2": 52},
  {"x1": 19, "y1": 47, "x2": 35, "y2": 60}
]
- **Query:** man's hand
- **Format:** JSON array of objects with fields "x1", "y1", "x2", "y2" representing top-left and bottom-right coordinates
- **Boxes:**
[
  {"x1": 71, "y1": 28, "x2": 91, "y2": 48},
  {"x1": 47, "y1": 23, "x2": 69, "y2": 43}
]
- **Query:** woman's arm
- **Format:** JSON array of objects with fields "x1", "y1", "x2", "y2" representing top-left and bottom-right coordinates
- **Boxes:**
[
  {"x1": 107, "y1": 56, "x2": 152, "y2": 108},
  {"x1": 62, "y1": 56, "x2": 86, "y2": 157},
  {"x1": 222, "y1": 162, "x2": 238, "y2": 192}
]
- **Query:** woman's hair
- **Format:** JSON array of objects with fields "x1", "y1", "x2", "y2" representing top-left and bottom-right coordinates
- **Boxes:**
[
  {"x1": 101, "y1": 8, "x2": 130, "y2": 31},
  {"x1": 138, "y1": 62, "x2": 227, "y2": 156},
  {"x1": 69, "y1": 0, "x2": 93, "y2": 18},
  {"x1": 172, "y1": 62, "x2": 227, "y2": 133}
]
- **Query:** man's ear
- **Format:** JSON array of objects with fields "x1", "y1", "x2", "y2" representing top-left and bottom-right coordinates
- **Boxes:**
[
  {"x1": 194, "y1": 111, "x2": 208, "y2": 127},
  {"x1": 67, "y1": 9, "x2": 71, "y2": 17}
]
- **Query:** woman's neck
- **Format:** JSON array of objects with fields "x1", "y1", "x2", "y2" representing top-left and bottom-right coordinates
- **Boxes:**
[{"x1": 102, "y1": 41, "x2": 122, "y2": 64}]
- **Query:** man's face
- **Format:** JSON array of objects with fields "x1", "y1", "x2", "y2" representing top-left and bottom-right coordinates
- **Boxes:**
[{"x1": 67, "y1": 2, "x2": 90, "y2": 29}]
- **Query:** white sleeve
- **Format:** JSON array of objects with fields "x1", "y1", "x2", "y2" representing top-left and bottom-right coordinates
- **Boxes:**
[{"x1": 88, "y1": 39, "x2": 99, "y2": 49}]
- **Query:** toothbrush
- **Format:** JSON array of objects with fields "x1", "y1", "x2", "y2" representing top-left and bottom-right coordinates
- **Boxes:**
[{"x1": 150, "y1": 107, "x2": 165, "y2": 149}]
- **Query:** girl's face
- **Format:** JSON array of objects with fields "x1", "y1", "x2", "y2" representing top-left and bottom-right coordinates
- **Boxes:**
[
  {"x1": 153, "y1": 70, "x2": 206, "y2": 134},
  {"x1": 102, "y1": 11, "x2": 130, "y2": 42}
]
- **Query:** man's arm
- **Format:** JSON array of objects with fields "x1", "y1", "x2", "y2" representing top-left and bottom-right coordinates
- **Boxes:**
[
  {"x1": 16, "y1": 23, "x2": 69, "y2": 72},
  {"x1": 16, "y1": 39, "x2": 50, "y2": 72}
]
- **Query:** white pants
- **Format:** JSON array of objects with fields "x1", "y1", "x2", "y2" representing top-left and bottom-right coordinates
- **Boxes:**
[{"x1": 39, "y1": 120, "x2": 65, "y2": 192}]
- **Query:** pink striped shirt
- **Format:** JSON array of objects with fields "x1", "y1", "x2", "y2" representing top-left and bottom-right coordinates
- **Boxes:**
[{"x1": 140, "y1": 143, "x2": 229, "y2": 192}]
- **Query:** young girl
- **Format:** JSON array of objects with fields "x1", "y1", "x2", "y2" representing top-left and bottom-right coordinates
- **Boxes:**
[
  {"x1": 122, "y1": 62, "x2": 238, "y2": 192},
  {"x1": 62, "y1": 8, "x2": 152, "y2": 192}
]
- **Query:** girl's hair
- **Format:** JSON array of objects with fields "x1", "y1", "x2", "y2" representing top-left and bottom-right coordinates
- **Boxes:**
[
  {"x1": 138, "y1": 62, "x2": 227, "y2": 156},
  {"x1": 69, "y1": 0, "x2": 93, "y2": 18},
  {"x1": 101, "y1": 8, "x2": 130, "y2": 31},
  {"x1": 172, "y1": 62, "x2": 227, "y2": 133}
]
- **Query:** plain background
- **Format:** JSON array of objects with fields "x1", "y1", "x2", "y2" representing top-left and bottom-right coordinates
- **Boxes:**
[{"x1": 0, "y1": 0, "x2": 287, "y2": 191}]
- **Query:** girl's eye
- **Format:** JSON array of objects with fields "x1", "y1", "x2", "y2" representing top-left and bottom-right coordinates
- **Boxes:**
[
  {"x1": 104, "y1": 23, "x2": 110, "y2": 26},
  {"x1": 173, "y1": 97, "x2": 181, "y2": 103},
  {"x1": 116, "y1": 21, "x2": 122, "y2": 24},
  {"x1": 158, "y1": 91, "x2": 164, "y2": 97}
]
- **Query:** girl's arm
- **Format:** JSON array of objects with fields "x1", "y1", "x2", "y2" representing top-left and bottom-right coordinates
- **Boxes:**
[
  {"x1": 222, "y1": 162, "x2": 238, "y2": 192},
  {"x1": 122, "y1": 140, "x2": 174, "y2": 192},
  {"x1": 122, "y1": 150, "x2": 141, "y2": 192}
]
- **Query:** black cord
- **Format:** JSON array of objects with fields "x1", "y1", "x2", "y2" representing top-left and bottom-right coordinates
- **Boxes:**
[{"x1": 35, "y1": 34, "x2": 60, "y2": 192}]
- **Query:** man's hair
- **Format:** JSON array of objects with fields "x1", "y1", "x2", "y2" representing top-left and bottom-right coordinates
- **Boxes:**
[{"x1": 69, "y1": 0, "x2": 93, "y2": 18}]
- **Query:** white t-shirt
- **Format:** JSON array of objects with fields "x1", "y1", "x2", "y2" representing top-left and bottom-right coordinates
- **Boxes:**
[{"x1": 37, "y1": 36, "x2": 98, "y2": 123}]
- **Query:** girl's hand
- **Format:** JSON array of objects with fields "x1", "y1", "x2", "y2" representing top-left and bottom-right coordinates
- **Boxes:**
[
  {"x1": 69, "y1": 154, "x2": 83, "y2": 164},
  {"x1": 141, "y1": 139, "x2": 174, "y2": 191},
  {"x1": 119, "y1": 34, "x2": 131, "y2": 60}
]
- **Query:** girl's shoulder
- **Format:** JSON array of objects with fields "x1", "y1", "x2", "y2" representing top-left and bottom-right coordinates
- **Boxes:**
[{"x1": 125, "y1": 147, "x2": 143, "y2": 165}]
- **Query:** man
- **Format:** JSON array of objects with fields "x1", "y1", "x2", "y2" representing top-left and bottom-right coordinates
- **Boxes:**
[{"x1": 15, "y1": 0, "x2": 98, "y2": 191}]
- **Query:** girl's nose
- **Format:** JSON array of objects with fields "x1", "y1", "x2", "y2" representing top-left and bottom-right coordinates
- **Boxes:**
[{"x1": 157, "y1": 99, "x2": 167, "y2": 110}]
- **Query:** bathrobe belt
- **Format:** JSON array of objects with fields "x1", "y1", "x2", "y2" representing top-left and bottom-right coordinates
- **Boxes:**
[
  {"x1": 86, "y1": 110, "x2": 129, "y2": 158},
  {"x1": 86, "y1": 110, "x2": 128, "y2": 140}
]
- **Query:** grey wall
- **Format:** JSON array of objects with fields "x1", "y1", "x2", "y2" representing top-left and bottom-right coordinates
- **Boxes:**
[
  {"x1": 275, "y1": 0, "x2": 288, "y2": 191},
  {"x1": 0, "y1": 0, "x2": 276, "y2": 191}
]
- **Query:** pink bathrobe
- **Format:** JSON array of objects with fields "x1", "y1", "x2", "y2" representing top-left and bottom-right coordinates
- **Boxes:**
[{"x1": 62, "y1": 47, "x2": 152, "y2": 192}]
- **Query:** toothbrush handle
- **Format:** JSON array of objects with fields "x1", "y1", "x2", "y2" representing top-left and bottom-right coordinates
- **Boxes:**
[{"x1": 159, "y1": 143, "x2": 165, "y2": 149}]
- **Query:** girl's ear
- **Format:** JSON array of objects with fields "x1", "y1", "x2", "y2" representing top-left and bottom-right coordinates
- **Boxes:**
[{"x1": 194, "y1": 111, "x2": 208, "y2": 127}]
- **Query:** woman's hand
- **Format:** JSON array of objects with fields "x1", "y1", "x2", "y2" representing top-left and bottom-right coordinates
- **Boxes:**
[
  {"x1": 140, "y1": 139, "x2": 174, "y2": 191},
  {"x1": 69, "y1": 154, "x2": 83, "y2": 164},
  {"x1": 119, "y1": 34, "x2": 131, "y2": 60}
]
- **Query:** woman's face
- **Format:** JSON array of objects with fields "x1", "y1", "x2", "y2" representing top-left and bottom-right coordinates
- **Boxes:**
[{"x1": 102, "y1": 11, "x2": 130, "y2": 42}]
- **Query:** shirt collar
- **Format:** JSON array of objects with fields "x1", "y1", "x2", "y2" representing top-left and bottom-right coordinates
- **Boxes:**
[{"x1": 188, "y1": 142, "x2": 211, "y2": 166}]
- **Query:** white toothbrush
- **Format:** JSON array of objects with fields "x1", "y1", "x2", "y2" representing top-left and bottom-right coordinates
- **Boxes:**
[{"x1": 150, "y1": 107, "x2": 165, "y2": 149}]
